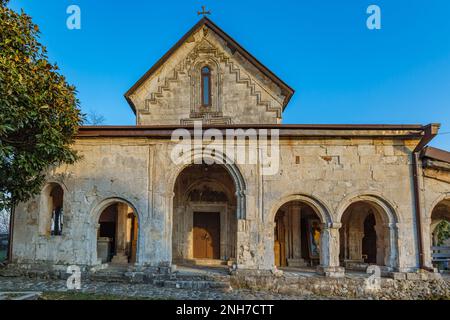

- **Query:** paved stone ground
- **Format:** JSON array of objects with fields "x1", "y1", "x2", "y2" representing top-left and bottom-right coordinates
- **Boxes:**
[{"x1": 0, "y1": 277, "x2": 346, "y2": 300}]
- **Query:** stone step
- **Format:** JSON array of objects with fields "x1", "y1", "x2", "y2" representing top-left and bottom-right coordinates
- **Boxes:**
[
  {"x1": 160, "y1": 279, "x2": 232, "y2": 291},
  {"x1": 185, "y1": 259, "x2": 229, "y2": 266},
  {"x1": 89, "y1": 271, "x2": 129, "y2": 283},
  {"x1": 0, "y1": 292, "x2": 42, "y2": 300}
]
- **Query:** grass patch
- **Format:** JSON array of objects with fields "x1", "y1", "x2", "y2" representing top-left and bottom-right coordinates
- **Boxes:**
[{"x1": 40, "y1": 291, "x2": 169, "y2": 300}]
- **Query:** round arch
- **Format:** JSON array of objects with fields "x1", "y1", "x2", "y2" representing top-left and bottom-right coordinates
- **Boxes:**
[
  {"x1": 168, "y1": 148, "x2": 247, "y2": 219},
  {"x1": 336, "y1": 193, "x2": 400, "y2": 270},
  {"x1": 269, "y1": 194, "x2": 332, "y2": 268},
  {"x1": 428, "y1": 193, "x2": 450, "y2": 220},
  {"x1": 90, "y1": 197, "x2": 142, "y2": 266},
  {"x1": 336, "y1": 193, "x2": 399, "y2": 225},
  {"x1": 91, "y1": 197, "x2": 141, "y2": 225},
  {"x1": 429, "y1": 195, "x2": 450, "y2": 248},
  {"x1": 268, "y1": 194, "x2": 333, "y2": 225},
  {"x1": 38, "y1": 181, "x2": 68, "y2": 236}
]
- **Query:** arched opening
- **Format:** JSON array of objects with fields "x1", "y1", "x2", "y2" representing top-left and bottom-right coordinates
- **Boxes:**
[
  {"x1": 201, "y1": 66, "x2": 212, "y2": 107},
  {"x1": 39, "y1": 183, "x2": 64, "y2": 236},
  {"x1": 172, "y1": 163, "x2": 237, "y2": 266},
  {"x1": 97, "y1": 202, "x2": 138, "y2": 265},
  {"x1": 430, "y1": 198, "x2": 450, "y2": 272},
  {"x1": 274, "y1": 201, "x2": 323, "y2": 268},
  {"x1": 339, "y1": 201, "x2": 394, "y2": 270},
  {"x1": 50, "y1": 184, "x2": 64, "y2": 236}
]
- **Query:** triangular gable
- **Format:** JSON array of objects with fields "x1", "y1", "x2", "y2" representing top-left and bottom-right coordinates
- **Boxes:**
[{"x1": 124, "y1": 17, "x2": 294, "y2": 114}]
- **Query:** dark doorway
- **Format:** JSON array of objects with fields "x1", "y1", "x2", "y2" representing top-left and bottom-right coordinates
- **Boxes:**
[
  {"x1": 193, "y1": 212, "x2": 220, "y2": 259},
  {"x1": 97, "y1": 203, "x2": 138, "y2": 264},
  {"x1": 362, "y1": 213, "x2": 377, "y2": 263}
]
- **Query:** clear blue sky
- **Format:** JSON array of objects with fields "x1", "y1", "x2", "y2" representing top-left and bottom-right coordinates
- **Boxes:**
[{"x1": 8, "y1": 0, "x2": 450, "y2": 150}]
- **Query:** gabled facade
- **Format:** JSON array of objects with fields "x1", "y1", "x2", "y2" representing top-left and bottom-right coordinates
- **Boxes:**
[{"x1": 125, "y1": 17, "x2": 293, "y2": 125}]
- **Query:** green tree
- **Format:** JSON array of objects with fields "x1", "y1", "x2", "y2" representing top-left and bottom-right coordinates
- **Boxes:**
[
  {"x1": 0, "y1": 0, "x2": 82, "y2": 258},
  {"x1": 435, "y1": 221, "x2": 450, "y2": 246}
]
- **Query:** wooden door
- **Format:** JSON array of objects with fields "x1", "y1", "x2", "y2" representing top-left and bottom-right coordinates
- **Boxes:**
[
  {"x1": 193, "y1": 212, "x2": 220, "y2": 259},
  {"x1": 130, "y1": 215, "x2": 138, "y2": 264},
  {"x1": 274, "y1": 212, "x2": 286, "y2": 267}
]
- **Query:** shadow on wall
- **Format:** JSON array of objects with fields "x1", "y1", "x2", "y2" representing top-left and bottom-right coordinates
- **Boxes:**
[{"x1": 0, "y1": 233, "x2": 8, "y2": 262}]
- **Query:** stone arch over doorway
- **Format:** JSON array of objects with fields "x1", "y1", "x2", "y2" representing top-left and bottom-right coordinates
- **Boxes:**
[
  {"x1": 337, "y1": 194, "x2": 399, "y2": 271},
  {"x1": 269, "y1": 194, "x2": 333, "y2": 269},
  {"x1": 168, "y1": 148, "x2": 250, "y2": 267},
  {"x1": 168, "y1": 149, "x2": 247, "y2": 219},
  {"x1": 91, "y1": 198, "x2": 141, "y2": 266},
  {"x1": 172, "y1": 163, "x2": 238, "y2": 265}
]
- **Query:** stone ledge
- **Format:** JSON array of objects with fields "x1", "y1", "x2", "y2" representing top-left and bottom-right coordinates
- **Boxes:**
[
  {"x1": 230, "y1": 273, "x2": 450, "y2": 299},
  {"x1": 316, "y1": 266, "x2": 345, "y2": 278},
  {"x1": 0, "y1": 292, "x2": 42, "y2": 301}
]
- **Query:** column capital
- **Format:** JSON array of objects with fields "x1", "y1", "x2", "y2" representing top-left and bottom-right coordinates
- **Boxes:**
[
  {"x1": 386, "y1": 222, "x2": 401, "y2": 229},
  {"x1": 235, "y1": 190, "x2": 247, "y2": 197},
  {"x1": 166, "y1": 191, "x2": 176, "y2": 199},
  {"x1": 323, "y1": 222, "x2": 342, "y2": 230}
]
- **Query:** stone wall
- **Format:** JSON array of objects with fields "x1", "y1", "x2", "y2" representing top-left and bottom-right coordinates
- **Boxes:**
[
  {"x1": 11, "y1": 134, "x2": 449, "y2": 274},
  {"x1": 230, "y1": 271, "x2": 450, "y2": 300}
]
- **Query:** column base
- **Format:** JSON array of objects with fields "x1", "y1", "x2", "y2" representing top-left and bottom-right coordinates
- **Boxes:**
[
  {"x1": 287, "y1": 259, "x2": 307, "y2": 268},
  {"x1": 111, "y1": 253, "x2": 128, "y2": 265},
  {"x1": 316, "y1": 265, "x2": 345, "y2": 278},
  {"x1": 344, "y1": 260, "x2": 367, "y2": 271}
]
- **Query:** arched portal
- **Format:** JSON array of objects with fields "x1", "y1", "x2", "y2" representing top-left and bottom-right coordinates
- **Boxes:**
[
  {"x1": 273, "y1": 200, "x2": 325, "y2": 268},
  {"x1": 430, "y1": 198, "x2": 450, "y2": 271},
  {"x1": 339, "y1": 200, "x2": 397, "y2": 270},
  {"x1": 172, "y1": 163, "x2": 237, "y2": 265},
  {"x1": 97, "y1": 202, "x2": 138, "y2": 265}
]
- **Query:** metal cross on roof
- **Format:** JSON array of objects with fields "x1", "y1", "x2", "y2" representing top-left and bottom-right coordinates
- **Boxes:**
[{"x1": 197, "y1": 6, "x2": 211, "y2": 17}]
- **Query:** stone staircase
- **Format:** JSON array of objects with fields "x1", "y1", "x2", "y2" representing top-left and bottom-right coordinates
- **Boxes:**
[{"x1": 88, "y1": 264, "x2": 232, "y2": 291}]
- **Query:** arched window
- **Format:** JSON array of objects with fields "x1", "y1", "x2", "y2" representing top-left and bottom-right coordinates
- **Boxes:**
[
  {"x1": 201, "y1": 66, "x2": 212, "y2": 107},
  {"x1": 50, "y1": 185, "x2": 64, "y2": 236}
]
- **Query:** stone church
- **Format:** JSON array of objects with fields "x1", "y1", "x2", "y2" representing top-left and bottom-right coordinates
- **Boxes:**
[{"x1": 10, "y1": 17, "x2": 450, "y2": 278}]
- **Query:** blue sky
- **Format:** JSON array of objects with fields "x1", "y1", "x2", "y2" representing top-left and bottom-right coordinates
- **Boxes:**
[{"x1": 8, "y1": 0, "x2": 450, "y2": 150}]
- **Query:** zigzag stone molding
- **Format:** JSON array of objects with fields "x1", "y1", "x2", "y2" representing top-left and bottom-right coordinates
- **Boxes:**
[{"x1": 143, "y1": 37, "x2": 283, "y2": 119}]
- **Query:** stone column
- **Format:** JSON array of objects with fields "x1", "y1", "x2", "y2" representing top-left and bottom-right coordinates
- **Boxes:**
[
  {"x1": 317, "y1": 223, "x2": 345, "y2": 278},
  {"x1": 348, "y1": 230, "x2": 364, "y2": 261},
  {"x1": 422, "y1": 218, "x2": 434, "y2": 270},
  {"x1": 287, "y1": 205, "x2": 306, "y2": 267},
  {"x1": 94, "y1": 223, "x2": 102, "y2": 265},
  {"x1": 374, "y1": 223, "x2": 385, "y2": 266},
  {"x1": 111, "y1": 203, "x2": 129, "y2": 264},
  {"x1": 236, "y1": 219, "x2": 253, "y2": 269},
  {"x1": 385, "y1": 223, "x2": 399, "y2": 270}
]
